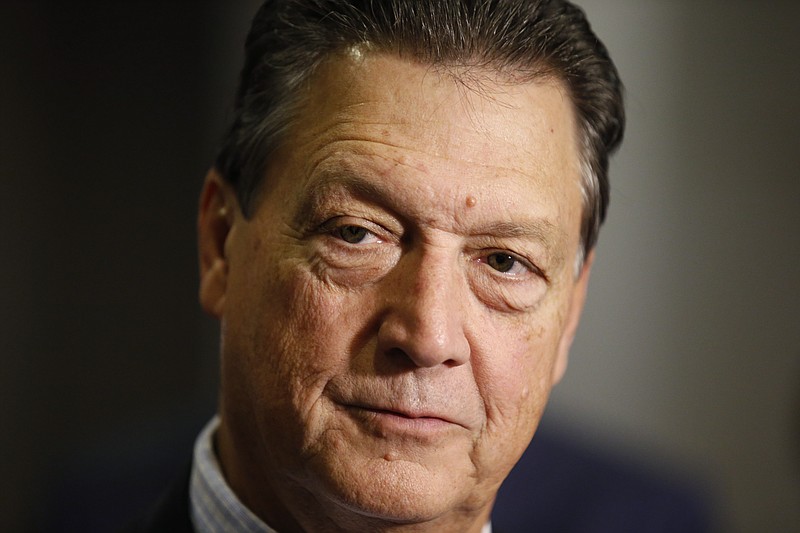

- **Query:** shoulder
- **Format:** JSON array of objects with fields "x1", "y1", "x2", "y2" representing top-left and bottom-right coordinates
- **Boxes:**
[
  {"x1": 492, "y1": 424, "x2": 711, "y2": 533},
  {"x1": 122, "y1": 463, "x2": 194, "y2": 533}
]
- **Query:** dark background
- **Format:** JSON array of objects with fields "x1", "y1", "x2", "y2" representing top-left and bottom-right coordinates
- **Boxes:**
[
  {"x1": 2, "y1": 2, "x2": 798, "y2": 532},
  {"x1": 0, "y1": 3, "x2": 257, "y2": 530}
]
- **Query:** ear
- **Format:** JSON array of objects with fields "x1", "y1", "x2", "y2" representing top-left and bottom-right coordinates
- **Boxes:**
[
  {"x1": 198, "y1": 168, "x2": 237, "y2": 319},
  {"x1": 552, "y1": 249, "x2": 595, "y2": 384}
]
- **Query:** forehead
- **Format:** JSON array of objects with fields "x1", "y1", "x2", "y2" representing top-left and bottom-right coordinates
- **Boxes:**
[{"x1": 296, "y1": 53, "x2": 578, "y2": 170}]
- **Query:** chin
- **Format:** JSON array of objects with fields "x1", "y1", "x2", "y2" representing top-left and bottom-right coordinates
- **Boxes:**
[{"x1": 310, "y1": 454, "x2": 480, "y2": 525}]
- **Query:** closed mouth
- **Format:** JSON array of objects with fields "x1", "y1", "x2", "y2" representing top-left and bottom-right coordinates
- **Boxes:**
[{"x1": 344, "y1": 402, "x2": 465, "y2": 430}]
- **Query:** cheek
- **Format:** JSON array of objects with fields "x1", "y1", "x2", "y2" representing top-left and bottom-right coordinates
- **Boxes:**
[
  {"x1": 471, "y1": 310, "x2": 566, "y2": 454},
  {"x1": 221, "y1": 257, "x2": 346, "y2": 423},
  {"x1": 481, "y1": 331, "x2": 554, "y2": 423},
  {"x1": 266, "y1": 267, "x2": 350, "y2": 393}
]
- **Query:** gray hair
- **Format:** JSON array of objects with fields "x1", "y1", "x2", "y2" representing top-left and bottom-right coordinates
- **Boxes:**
[{"x1": 215, "y1": 0, "x2": 625, "y2": 261}]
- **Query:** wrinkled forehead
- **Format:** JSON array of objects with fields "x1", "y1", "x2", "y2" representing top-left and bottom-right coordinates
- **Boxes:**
[{"x1": 294, "y1": 51, "x2": 581, "y2": 170}]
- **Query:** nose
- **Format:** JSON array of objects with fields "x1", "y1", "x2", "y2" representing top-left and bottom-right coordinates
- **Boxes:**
[{"x1": 376, "y1": 248, "x2": 471, "y2": 368}]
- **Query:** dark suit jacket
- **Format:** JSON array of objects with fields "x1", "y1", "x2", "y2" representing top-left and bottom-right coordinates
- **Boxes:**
[
  {"x1": 123, "y1": 464, "x2": 193, "y2": 533},
  {"x1": 491, "y1": 427, "x2": 711, "y2": 532}
]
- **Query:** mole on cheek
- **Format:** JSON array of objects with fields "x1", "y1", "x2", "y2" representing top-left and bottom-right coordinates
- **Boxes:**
[{"x1": 465, "y1": 195, "x2": 477, "y2": 208}]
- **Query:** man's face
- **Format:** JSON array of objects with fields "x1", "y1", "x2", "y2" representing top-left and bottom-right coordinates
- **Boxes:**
[{"x1": 200, "y1": 53, "x2": 591, "y2": 530}]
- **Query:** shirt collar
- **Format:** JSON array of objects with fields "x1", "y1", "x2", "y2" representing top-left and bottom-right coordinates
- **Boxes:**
[{"x1": 190, "y1": 416, "x2": 277, "y2": 533}]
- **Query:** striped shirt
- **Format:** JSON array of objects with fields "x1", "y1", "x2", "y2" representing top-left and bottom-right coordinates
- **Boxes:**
[{"x1": 190, "y1": 416, "x2": 276, "y2": 532}]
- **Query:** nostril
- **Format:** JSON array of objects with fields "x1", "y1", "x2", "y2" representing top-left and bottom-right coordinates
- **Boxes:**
[
  {"x1": 383, "y1": 346, "x2": 419, "y2": 368},
  {"x1": 385, "y1": 347, "x2": 407, "y2": 360}
]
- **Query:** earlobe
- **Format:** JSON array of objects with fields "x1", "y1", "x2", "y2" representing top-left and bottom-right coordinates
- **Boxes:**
[
  {"x1": 198, "y1": 168, "x2": 236, "y2": 319},
  {"x1": 552, "y1": 250, "x2": 595, "y2": 384}
]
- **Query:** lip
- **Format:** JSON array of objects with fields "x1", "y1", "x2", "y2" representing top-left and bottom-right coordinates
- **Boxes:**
[{"x1": 343, "y1": 403, "x2": 463, "y2": 437}]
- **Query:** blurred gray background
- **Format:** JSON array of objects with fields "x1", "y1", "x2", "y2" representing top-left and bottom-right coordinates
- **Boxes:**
[{"x1": 2, "y1": 1, "x2": 798, "y2": 532}]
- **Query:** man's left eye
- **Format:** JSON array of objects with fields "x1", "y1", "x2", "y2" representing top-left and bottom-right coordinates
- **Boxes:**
[{"x1": 483, "y1": 252, "x2": 529, "y2": 275}]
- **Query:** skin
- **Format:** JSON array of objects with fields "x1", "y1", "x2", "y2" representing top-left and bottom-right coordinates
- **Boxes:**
[{"x1": 198, "y1": 53, "x2": 594, "y2": 532}]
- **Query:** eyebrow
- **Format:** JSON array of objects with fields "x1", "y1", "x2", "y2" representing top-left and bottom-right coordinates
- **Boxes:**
[
  {"x1": 294, "y1": 172, "x2": 401, "y2": 228},
  {"x1": 471, "y1": 220, "x2": 560, "y2": 242},
  {"x1": 473, "y1": 219, "x2": 567, "y2": 271}
]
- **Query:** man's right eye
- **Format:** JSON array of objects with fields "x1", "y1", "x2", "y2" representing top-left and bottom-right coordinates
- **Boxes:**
[
  {"x1": 337, "y1": 225, "x2": 369, "y2": 243},
  {"x1": 331, "y1": 223, "x2": 383, "y2": 245}
]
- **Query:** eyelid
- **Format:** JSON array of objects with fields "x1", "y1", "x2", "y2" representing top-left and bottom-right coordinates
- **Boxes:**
[
  {"x1": 479, "y1": 249, "x2": 549, "y2": 282},
  {"x1": 319, "y1": 215, "x2": 394, "y2": 243}
]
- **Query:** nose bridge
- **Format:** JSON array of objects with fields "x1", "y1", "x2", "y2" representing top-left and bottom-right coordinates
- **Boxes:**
[
  {"x1": 411, "y1": 249, "x2": 455, "y2": 329},
  {"x1": 378, "y1": 246, "x2": 471, "y2": 368}
]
